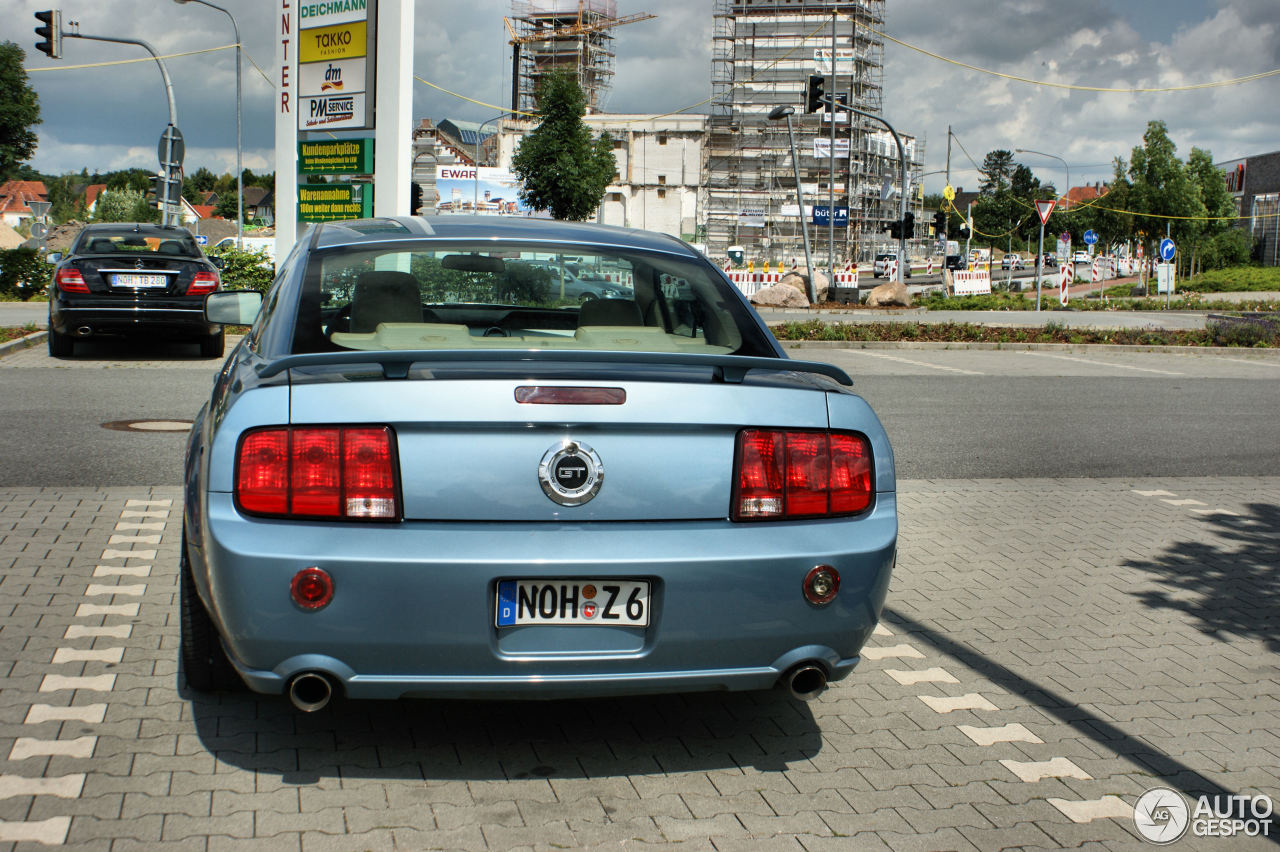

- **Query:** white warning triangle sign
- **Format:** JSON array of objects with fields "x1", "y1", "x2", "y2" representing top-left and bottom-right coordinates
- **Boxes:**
[{"x1": 1035, "y1": 199, "x2": 1056, "y2": 225}]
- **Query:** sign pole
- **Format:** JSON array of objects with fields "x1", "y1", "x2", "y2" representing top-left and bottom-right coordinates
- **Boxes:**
[
  {"x1": 1035, "y1": 219, "x2": 1044, "y2": 312},
  {"x1": 373, "y1": 0, "x2": 414, "y2": 216}
]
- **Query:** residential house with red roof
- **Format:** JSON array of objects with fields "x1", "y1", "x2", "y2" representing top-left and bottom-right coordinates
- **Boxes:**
[{"x1": 0, "y1": 180, "x2": 49, "y2": 227}]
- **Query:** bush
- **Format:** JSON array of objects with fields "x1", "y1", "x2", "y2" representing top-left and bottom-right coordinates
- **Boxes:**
[
  {"x1": 0, "y1": 247, "x2": 51, "y2": 300},
  {"x1": 1207, "y1": 317, "x2": 1278, "y2": 347},
  {"x1": 209, "y1": 245, "x2": 275, "y2": 293}
]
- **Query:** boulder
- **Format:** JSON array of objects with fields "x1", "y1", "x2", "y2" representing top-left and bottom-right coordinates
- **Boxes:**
[
  {"x1": 779, "y1": 272, "x2": 807, "y2": 293},
  {"x1": 864, "y1": 278, "x2": 911, "y2": 307},
  {"x1": 751, "y1": 283, "x2": 811, "y2": 308},
  {"x1": 786, "y1": 269, "x2": 830, "y2": 301}
]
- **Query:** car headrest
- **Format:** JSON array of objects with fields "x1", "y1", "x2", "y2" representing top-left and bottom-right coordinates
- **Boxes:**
[
  {"x1": 578, "y1": 298, "x2": 643, "y2": 327},
  {"x1": 350, "y1": 271, "x2": 422, "y2": 333}
]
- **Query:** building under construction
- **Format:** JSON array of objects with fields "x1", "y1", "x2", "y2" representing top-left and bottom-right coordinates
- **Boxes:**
[
  {"x1": 705, "y1": 0, "x2": 924, "y2": 267},
  {"x1": 509, "y1": 1, "x2": 654, "y2": 114}
]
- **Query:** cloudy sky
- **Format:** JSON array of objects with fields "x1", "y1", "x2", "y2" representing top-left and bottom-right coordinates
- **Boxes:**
[{"x1": 12, "y1": 0, "x2": 1279, "y2": 195}]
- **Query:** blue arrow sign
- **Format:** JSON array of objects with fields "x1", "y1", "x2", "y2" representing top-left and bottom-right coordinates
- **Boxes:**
[
  {"x1": 1083, "y1": 229, "x2": 1098, "y2": 245},
  {"x1": 1159, "y1": 237, "x2": 1176, "y2": 261}
]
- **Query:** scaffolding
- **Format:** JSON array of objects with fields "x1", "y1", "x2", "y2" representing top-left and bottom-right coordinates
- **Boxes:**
[
  {"x1": 705, "y1": 0, "x2": 924, "y2": 268},
  {"x1": 510, "y1": 1, "x2": 656, "y2": 114}
]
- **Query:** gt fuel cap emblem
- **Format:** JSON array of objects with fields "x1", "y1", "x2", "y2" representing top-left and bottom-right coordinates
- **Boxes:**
[{"x1": 539, "y1": 440, "x2": 603, "y2": 506}]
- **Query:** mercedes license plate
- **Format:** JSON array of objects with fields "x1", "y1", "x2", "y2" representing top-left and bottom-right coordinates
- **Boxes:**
[
  {"x1": 111, "y1": 274, "x2": 167, "y2": 288},
  {"x1": 496, "y1": 579, "x2": 649, "y2": 627}
]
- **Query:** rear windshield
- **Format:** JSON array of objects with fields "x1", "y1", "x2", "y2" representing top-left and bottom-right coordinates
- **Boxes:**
[
  {"x1": 78, "y1": 231, "x2": 203, "y2": 258},
  {"x1": 292, "y1": 242, "x2": 776, "y2": 357}
]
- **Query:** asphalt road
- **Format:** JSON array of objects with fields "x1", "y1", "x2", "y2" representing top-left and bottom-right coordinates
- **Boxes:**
[{"x1": 2, "y1": 337, "x2": 1278, "y2": 485}]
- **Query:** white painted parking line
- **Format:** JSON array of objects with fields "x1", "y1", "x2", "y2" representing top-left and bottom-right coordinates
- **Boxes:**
[
  {"x1": 885, "y1": 667, "x2": 959, "y2": 685},
  {"x1": 24, "y1": 705, "x2": 107, "y2": 725},
  {"x1": 873, "y1": 624, "x2": 893, "y2": 637},
  {"x1": 84, "y1": 583, "x2": 146, "y2": 597},
  {"x1": 106, "y1": 533, "x2": 161, "y2": 545},
  {"x1": 52, "y1": 647, "x2": 124, "y2": 665},
  {"x1": 93, "y1": 564, "x2": 150, "y2": 577},
  {"x1": 1211, "y1": 355, "x2": 1280, "y2": 368},
  {"x1": 1000, "y1": 757, "x2": 1093, "y2": 783},
  {"x1": 113, "y1": 521, "x2": 164, "y2": 531},
  {"x1": 1023, "y1": 351, "x2": 1184, "y2": 376},
  {"x1": 1048, "y1": 796, "x2": 1132, "y2": 823},
  {"x1": 1161, "y1": 498, "x2": 1206, "y2": 507},
  {"x1": 74, "y1": 603, "x2": 139, "y2": 617},
  {"x1": 119, "y1": 509, "x2": 168, "y2": 519},
  {"x1": 64, "y1": 624, "x2": 131, "y2": 640},
  {"x1": 99, "y1": 548, "x2": 156, "y2": 561},
  {"x1": 957, "y1": 723, "x2": 1044, "y2": 746},
  {"x1": 860, "y1": 644, "x2": 925, "y2": 660},
  {"x1": 9, "y1": 737, "x2": 96, "y2": 761},
  {"x1": 38, "y1": 674, "x2": 116, "y2": 693},
  {"x1": 0, "y1": 775, "x2": 85, "y2": 800},
  {"x1": 0, "y1": 817, "x2": 71, "y2": 845},
  {"x1": 1191, "y1": 508, "x2": 1241, "y2": 516},
  {"x1": 919, "y1": 693, "x2": 999, "y2": 713},
  {"x1": 124, "y1": 498, "x2": 172, "y2": 508},
  {"x1": 848, "y1": 350, "x2": 984, "y2": 375},
  {"x1": 1132, "y1": 489, "x2": 1176, "y2": 497}
]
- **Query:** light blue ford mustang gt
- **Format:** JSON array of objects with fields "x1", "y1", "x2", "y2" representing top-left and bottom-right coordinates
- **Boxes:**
[{"x1": 182, "y1": 216, "x2": 896, "y2": 712}]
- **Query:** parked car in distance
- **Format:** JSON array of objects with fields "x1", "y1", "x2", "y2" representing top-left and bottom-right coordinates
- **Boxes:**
[
  {"x1": 520, "y1": 259, "x2": 629, "y2": 301},
  {"x1": 872, "y1": 251, "x2": 912, "y2": 278},
  {"x1": 1071, "y1": 251, "x2": 1091, "y2": 263},
  {"x1": 47, "y1": 223, "x2": 225, "y2": 358},
  {"x1": 1001, "y1": 253, "x2": 1025, "y2": 270},
  {"x1": 183, "y1": 215, "x2": 898, "y2": 712}
]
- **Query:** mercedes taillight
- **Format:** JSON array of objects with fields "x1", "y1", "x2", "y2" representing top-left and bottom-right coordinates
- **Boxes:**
[
  {"x1": 55, "y1": 268, "x2": 89, "y2": 293},
  {"x1": 235, "y1": 426, "x2": 399, "y2": 520},
  {"x1": 186, "y1": 270, "x2": 220, "y2": 295},
  {"x1": 732, "y1": 429, "x2": 872, "y2": 521}
]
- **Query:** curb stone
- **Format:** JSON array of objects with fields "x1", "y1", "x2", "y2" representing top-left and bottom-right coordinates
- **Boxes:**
[
  {"x1": 0, "y1": 330, "x2": 46, "y2": 358},
  {"x1": 781, "y1": 339, "x2": 1280, "y2": 357}
]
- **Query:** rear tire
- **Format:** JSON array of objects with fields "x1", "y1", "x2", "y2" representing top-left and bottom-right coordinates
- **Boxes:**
[
  {"x1": 179, "y1": 532, "x2": 240, "y2": 692},
  {"x1": 199, "y1": 331, "x2": 225, "y2": 359},
  {"x1": 47, "y1": 327, "x2": 73, "y2": 357}
]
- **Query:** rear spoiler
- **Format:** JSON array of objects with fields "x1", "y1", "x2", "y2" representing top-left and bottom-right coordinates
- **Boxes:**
[{"x1": 256, "y1": 349, "x2": 853, "y2": 386}]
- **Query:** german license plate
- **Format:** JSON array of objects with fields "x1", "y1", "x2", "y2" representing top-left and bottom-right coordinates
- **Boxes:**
[
  {"x1": 496, "y1": 579, "x2": 650, "y2": 627},
  {"x1": 111, "y1": 274, "x2": 167, "y2": 288}
]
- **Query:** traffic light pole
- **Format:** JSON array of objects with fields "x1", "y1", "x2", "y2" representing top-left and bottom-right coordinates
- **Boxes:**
[
  {"x1": 827, "y1": 100, "x2": 908, "y2": 284},
  {"x1": 64, "y1": 30, "x2": 179, "y2": 226}
]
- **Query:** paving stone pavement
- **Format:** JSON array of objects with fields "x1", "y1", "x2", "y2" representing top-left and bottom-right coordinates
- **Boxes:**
[{"x1": 0, "y1": 477, "x2": 1276, "y2": 851}]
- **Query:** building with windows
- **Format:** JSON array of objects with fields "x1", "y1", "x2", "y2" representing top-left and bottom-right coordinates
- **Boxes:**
[{"x1": 1216, "y1": 149, "x2": 1280, "y2": 266}]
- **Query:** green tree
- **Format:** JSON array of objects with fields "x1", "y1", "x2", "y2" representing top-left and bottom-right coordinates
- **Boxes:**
[
  {"x1": 214, "y1": 191, "x2": 241, "y2": 221},
  {"x1": 510, "y1": 72, "x2": 616, "y2": 221},
  {"x1": 183, "y1": 166, "x2": 217, "y2": 204},
  {"x1": 92, "y1": 189, "x2": 159, "y2": 223},
  {"x1": 0, "y1": 42, "x2": 41, "y2": 181},
  {"x1": 978, "y1": 150, "x2": 1015, "y2": 196},
  {"x1": 1184, "y1": 147, "x2": 1236, "y2": 274},
  {"x1": 1127, "y1": 120, "x2": 1203, "y2": 258}
]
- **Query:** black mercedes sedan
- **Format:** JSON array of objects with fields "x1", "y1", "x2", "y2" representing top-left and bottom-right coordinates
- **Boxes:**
[{"x1": 47, "y1": 223, "x2": 226, "y2": 357}]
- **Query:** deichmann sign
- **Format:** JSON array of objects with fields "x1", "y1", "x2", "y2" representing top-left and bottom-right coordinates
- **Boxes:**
[
  {"x1": 298, "y1": 138, "x2": 374, "y2": 174},
  {"x1": 299, "y1": 0, "x2": 368, "y2": 26},
  {"x1": 298, "y1": 183, "x2": 372, "y2": 221}
]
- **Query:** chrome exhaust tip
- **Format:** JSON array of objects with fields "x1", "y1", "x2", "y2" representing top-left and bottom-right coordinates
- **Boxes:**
[
  {"x1": 287, "y1": 672, "x2": 333, "y2": 712},
  {"x1": 75, "y1": 326, "x2": 93, "y2": 337},
  {"x1": 783, "y1": 664, "x2": 828, "y2": 702}
]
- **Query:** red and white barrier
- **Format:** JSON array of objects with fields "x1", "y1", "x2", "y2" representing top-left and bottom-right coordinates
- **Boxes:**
[
  {"x1": 832, "y1": 271, "x2": 859, "y2": 287},
  {"x1": 1059, "y1": 263, "x2": 1072, "y2": 306},
  {"x1": 952, "y1": 270, "x2": 991, "y2": 296}
]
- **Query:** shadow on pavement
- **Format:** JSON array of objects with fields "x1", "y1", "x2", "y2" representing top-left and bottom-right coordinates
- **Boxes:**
[
  {"x1": 184, "y1": 682, "x2": 822, "y2": 784},
  {"x1": 1125, "y1": 502, "x2": 1280, "y2": 652}
]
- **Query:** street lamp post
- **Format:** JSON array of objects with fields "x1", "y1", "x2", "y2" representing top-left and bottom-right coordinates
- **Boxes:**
[
  {"x1": 473, "y1": 115, "x2": 508, "y2": 213},
  {"x1": 175, "y1": 0, "x2": 242, "y2": 247},
  {"x1": 767, "y1": 105, "x2": 817, "y2": 303}
]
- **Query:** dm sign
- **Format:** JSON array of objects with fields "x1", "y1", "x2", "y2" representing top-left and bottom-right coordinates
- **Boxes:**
[
  {"x1": 298, "y1": 183, "x2": 372, "y2": 221},
  {"x1": 298, "y1": 138, "x2": 374, "y2": 174}
]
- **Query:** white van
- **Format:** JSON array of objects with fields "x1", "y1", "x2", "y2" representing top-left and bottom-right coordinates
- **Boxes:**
[{"x1": 214, "y1": 236, "x2": 276, "y2": 265}]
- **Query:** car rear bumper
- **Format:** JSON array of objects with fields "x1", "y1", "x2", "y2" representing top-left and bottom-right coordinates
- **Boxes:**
[
  {"x1": 193, "y1": 491, "x2": 898, "y2": 700},
  {"x1": 51, "y1": 303, "x2": 217, "y2": 337}
]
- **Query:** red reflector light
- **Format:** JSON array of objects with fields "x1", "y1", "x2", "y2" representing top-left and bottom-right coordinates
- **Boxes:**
[
  {"x1": 235, "y1": 426, "x2": 399, "y2": 520},
  {"x1": 55, "y1": 268, "x2": 89, "y2": 293},
  {"x1": 186, "y1": 270, "x2": 220, "y2": 295},
  {"x1": 515, "y1": 386, "x2": 626, "y2": 405},
  {"x1": 291, "y1": 567, "x2": 334, "y2": 610},
  {"x1": 732, "y1": 429, "x2": 872, "y2": 521}
]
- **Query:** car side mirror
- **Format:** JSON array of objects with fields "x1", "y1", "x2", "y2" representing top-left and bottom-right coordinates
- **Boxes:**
[
  {"x1": 47, "y1": 252, "x2": 62, "y2": 264},
  {"x1": 205, "y1": 290, "x2": 263, "y2": 325},
  {"x1": 208, "y1": 256, "x2": 225, "y2": 269}
]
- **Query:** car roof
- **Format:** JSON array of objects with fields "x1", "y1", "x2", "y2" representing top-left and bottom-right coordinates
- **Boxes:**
[
  {"x1": 80, "y1": 223, "x2": 193, "y2": 237},
  {"x1": 311, "y1": 216, "x2": 698, "y2": 257}
]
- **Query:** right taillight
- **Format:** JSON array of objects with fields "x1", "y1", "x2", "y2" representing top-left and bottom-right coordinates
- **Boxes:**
[
  {"x1": 236, "y1": 426, "x2": 399, "y2": 520},
  {"x1": 55, "y1": 268, "x2": 89, "y2": 293},
  {"x1": 732, "y1": 429, "x2": 872, "y2": 521}
]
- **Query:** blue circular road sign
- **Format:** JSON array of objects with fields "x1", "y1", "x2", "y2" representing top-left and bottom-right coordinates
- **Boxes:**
[
  {"x1": 1159, "y1": 238, "x2": 1176, "y2": 261},
  {"x1": 1083, "y1": 229, "x2": 1098, "y2": 245}
]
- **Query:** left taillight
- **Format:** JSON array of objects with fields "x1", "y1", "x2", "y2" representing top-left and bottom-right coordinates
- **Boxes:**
[
  {"x1": 732, "y1": 429, "x2": 873, "y2": 521},
  {"x1": 186, "y1": 270, "x2": 220, "y2": 295},
  {"x1": 235, "y1": 426, "x2": 400, "y2": 520},
  {"x1": 55, "y1": 268, "x2": 89, "y2": 293}
]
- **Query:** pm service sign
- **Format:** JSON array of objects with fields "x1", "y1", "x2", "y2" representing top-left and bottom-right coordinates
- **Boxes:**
[{"x1": 297, "y1": 0, "x2": 374, "y2": 131}]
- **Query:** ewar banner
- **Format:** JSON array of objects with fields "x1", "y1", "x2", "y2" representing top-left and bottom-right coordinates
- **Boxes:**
[{"x1": 432, "y1": 166, "x2": 547, "y2": 217}]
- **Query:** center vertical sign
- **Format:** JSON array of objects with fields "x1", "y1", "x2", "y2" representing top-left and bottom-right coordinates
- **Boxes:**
[{"x1": 275, "y1": 0, "x2": 298, "y2": 260}]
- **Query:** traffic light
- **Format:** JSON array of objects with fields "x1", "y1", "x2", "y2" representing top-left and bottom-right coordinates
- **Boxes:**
[
  {"x1": 902, "y1": 212, "x2": 915, "y2": 239},
  {"x1": 34, "y1": 9, "x2": 61, "y2": 59},
  {"x1": 805, "y1": 75, "x2": 826, "y2": 114},
  {"x1": 147, "y1": 173, "x2": 163, "y2": 209},
  {"x1": 933, "y1": 210, "x2": 946, "y2": 234},
  {"x1": 957, "y1": 222, "x2": 971, "y2": 239},
  {"x1": 410, "y1": 182, "x2": 423, "y2": 215},
  {"x1": 887, "y1": 220, "x2": 901, "y2": 240}
]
